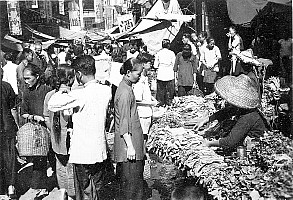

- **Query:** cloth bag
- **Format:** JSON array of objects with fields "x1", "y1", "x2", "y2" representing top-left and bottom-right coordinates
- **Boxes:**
[
  {"x1": 17, "y1": 121, "x2": 50, "y2": 156},
  {"x1": 203, "y1": 69, "x2": 217, "y2": 83}
]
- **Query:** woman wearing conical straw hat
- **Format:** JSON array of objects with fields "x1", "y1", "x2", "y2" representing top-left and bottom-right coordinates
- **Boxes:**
[{"x1": 195, "y1": 74, "x2": 269, "y2": 150}]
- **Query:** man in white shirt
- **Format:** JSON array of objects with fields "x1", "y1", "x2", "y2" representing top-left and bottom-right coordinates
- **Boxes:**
[
  {"x1": 57, "y1": 46, "x2": 69, "y2": 65},
  {"x1": 197, "y1": 31, "x2": 208, "y2": 93},
  {"x1": 154, "y1": 39, "x2": 176, "y2": 106},
  {"x1": 3, "y1": 52, "x2": 18, "y2": 95},
  {"x1": 48, "y1": 55, "x2": 111, "y2": 199},
  {"x1": 200, "y1": 38, "x2": 222, "y2": 94},
  {"x1": 227, "y1": 26, "x2": 243, "y2": 75}
]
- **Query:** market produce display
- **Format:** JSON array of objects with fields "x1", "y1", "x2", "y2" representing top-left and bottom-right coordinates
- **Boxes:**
[
  {"x1": 147, "y1": 95, "x2": 293, "y2": 200},
  {"x1": 196, "y1": 130, "x2": 293, "y2": 200}
]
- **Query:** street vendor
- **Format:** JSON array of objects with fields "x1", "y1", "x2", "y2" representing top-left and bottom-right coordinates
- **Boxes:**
[{"x1": 195, "y1": 74, "x2": 268, "y2": 149}]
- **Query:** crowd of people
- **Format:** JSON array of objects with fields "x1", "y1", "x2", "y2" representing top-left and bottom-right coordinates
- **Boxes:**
[{"x1": 0, "y1": 24, "x2": 292, "y2": 200}]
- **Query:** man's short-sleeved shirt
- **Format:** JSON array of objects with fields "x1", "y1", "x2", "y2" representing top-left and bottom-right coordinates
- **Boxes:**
[
  {"x1": 154, "y1": 48, "x2": 176, "y2": 81},
  {"x1": 3, "y1": 61, "x2": 18, "y2": 95},
  {"x1": 69, "y1": 80, "x2": 111, "y2": 164}
]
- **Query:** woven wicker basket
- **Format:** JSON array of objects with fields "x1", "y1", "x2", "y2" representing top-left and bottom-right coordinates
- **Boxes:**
[{"x1": 17, "y1": 122, "x2": 50, "y2": 156}]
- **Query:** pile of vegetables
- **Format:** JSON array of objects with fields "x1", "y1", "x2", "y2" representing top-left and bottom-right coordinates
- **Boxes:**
[
  {"x1": 148, "y1": 93, "x2": 293, "y2": 199},
  {"x1": 153, "y1": 95, "x2": 217, "y2": 129}
]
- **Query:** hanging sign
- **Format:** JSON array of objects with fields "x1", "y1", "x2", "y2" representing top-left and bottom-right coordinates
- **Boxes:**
[
  {"x1": 68, "y1": 0, "x2": 81, "y2": 31},
  {"x1": 7, "y1": 0, "x2": 22, "y2": 35},
  {"x1": 59, "y1": 0, "x2": 65, "y2": 15},
  {"x1": 117, "y1": 14, "x2": 135, "y2": 33},
  {"x1": 69, "y1": 10, "x2": 81, "y2": 30}
]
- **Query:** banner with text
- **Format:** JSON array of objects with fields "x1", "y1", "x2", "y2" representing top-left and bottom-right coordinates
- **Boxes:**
[
  {"x1": 59, "y1": 0, "x2": 65, "y2": 15},
  {"x1": 7, "y1": 0, "x2": 22, "y2": 35},
  {"x1": 117, "y1": 14, "x2": 135, "y2": 33}
]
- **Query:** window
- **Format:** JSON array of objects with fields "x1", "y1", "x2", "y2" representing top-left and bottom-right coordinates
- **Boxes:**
[
  {"x1": 84, "y1": 17, "x2": 95, "y2": 29},
  {"x1": 83, "y1": 0, "x2": 94, "y2": 11}
]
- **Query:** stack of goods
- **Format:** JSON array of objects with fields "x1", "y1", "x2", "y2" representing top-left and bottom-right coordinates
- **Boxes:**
[
  {"x1": 147, "y1": 125, "x2": 225, "y2": 178},
  {"x1": 261, "y1": 77, "x2": 280, "y2": 119},
  {"x1": 193, "y1": 131, "x2": 293, "y2": 200},
  {"x1": 262, "y1": 77, "x2": 291, "y2": 137},
  {"x1": 152, "y1": 95, "x2": 217, "y2": 129},
  {"x1": 248, "y1": 131, "x2": 293, "y2": 199},
  {"x1": 262, "y1": 77, "x2": 291, "y2": 119},
  {"x1": 148, "y1": 93, "x2": 293, "y2": 199},
  {"x1": 170, "y1": 95, "x2": 217, "y2": 129}
]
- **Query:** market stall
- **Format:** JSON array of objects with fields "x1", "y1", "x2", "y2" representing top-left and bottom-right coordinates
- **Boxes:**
[{"x1": 147, "y1": 93, "x2": 293, "y2": 199}]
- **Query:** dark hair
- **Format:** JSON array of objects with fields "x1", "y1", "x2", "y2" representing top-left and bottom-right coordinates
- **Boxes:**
[
  {"x1": 73, "y1": 44, "x2": 84, "y2": 57},
  {"x1": 34, "y1": 41, "x2": 43, "y2": 46},
  {"x1": 182, "y1": 44, "x2": 192, "y2": 59},
  {"x1": 172, "y1": 178, "x2": 207, "y2": 200},
  {"x1": 104, "y1": 44, "x2": 113, "y2": 53},
  {"x1": 206, "y1": 37, "x2": 215, "y2": 44},
  {"x1": 52, "y1": 64, "x2": 74, "y2": 145},
  {"x1": 16, "y1": 48, "x2": 32, "y2": 64},
  {"x1": 137, "y1": 52, "x2": 153, "y2": 63},
  {"x1": 56, "y1": 64, "x2": 75, "y2": 90},
  {"x1": 229, "y1": 26, "x2": 236, "y2": 32},
  {"x1": 23, "y1": 48, "x2": 33, "y2": 55},
  {"x1": 24, "y1": 63, "x2": 42, "y2": 77},
  {"x1": 72, "y1": 55, "x2": 96, "y2": 76},
  {"x1": 4, "y1": 52, "x2": 14, "y2": 61},
  {"x1": 199, "y1": 31, "x2": 208, "y2": 39},
  {"x1": 183, "y1": 33, "x2": 191, "y2": 41},
  {"x1": 183, "y1": 44, "x2": 192, "y2": 51},
  {"x1": 23, "y1": 63, "x2": 45, "y2": 84},
  {"x1": 120, "y1": 57, "x2": 141, "y2": 75},
  {"x1": 93, "y1": 43, "x2": 104, "y2": 55},
  {"x1": 112, "y1": 47, "x2": 124, "y2": 63},
  {"x1": 162, "y1": 39, "x2": 170, "y2": 49}
]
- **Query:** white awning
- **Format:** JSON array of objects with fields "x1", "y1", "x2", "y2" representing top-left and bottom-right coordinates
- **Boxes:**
[
  {"x1": 24, "y1": 24, "x2": 56, "y2": 40},
  {"x1": 142, "y1": 14, "x2": 195, "y2": 22}
]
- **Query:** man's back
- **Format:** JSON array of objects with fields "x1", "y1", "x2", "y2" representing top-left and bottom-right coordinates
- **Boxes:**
[{"x1": 68, "y1": 81, "x2": 111, "y2": 164}]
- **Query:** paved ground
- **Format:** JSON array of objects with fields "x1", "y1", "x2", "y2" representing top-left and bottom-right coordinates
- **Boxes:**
[{"x1": 12, "y1": 153, "x2": 178, "y2": 200}]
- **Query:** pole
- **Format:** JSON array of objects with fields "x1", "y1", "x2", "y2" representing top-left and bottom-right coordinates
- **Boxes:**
[
  {"x1": 0, "y1": 53, "x2": 4, "y2": 194},
  {"x1": 193, "y1": 0, "x2": 197, "y2": 32},
  {"x1": 0, "y1": 57, "x2": 3, "y2": 135},
  {"x1": 201, "y1": 0, "x2": 205, "y2": 32}
]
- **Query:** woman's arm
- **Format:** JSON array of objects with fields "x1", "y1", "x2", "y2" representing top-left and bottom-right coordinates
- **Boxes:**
[
  {"x1": 218, "y1": 113, "x2": 257, "y2": 149},
  {"x1": 122, "y1": 133, "x2": 136, "y2": 160},
  {"x1": 117, "y1": 92, "x2": 136, "y2": 160}
]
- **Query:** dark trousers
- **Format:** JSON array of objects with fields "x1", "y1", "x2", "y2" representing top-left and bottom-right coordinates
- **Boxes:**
[
  {"x1": 28, "y1": 156, "x2": 48, "y2": 189},
  {"x1": 204, "y1": 83, "x2": 214, "y2": 95},
  {"x1": 156, "y1": 80, "x2": 175, "y2": 106},
  {"x1": 0, "y1": 136, "x2": 16, "y2": 194},
  {"x1": 282, "y1": 56, "x2": 292, "y2": 84},
  {"x1": 178, "y1": 86, "x2": 193, "y2": 97},
  {"x1": 116, "y1": 160, "x2": 144, "y2": 200},
  {"x1": 74, "y1": 162, "x2": 105, "y2": 200},
  {"x1": 196, "y1": 74, "x2": 204, "y2": 93}
]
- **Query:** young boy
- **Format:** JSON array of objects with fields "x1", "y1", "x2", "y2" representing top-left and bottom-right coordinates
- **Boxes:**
[{"x1": 171, "y1": 178, "x2": 207, "y2": 200}]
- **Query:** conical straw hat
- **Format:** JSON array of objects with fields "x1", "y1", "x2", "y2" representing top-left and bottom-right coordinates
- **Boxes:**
[{"x1": 214, "y1": 74, "x2": 260, "y2": 109}]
